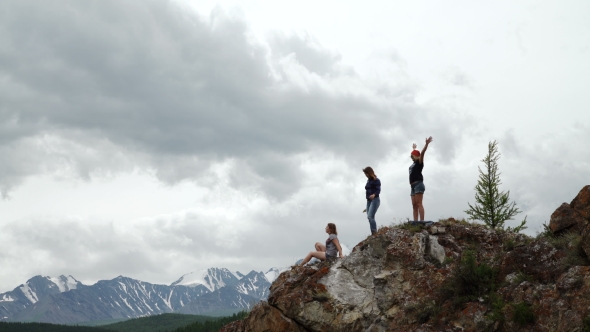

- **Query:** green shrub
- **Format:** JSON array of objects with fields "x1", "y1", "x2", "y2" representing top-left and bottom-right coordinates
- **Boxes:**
[
  {"x1": 512, "y1": 302, "x2": 534, "y2": 326},
  {"x1": 547, "y1": 231, "x2": 579, "y2": 250},
  {"x1": 393, "y1": 223, "x2": 422, "y2": 233},
  {"x1": 442, "y1": 256, "x2": 454, "y2": 266},
  {"x1": 583, "y1": 316, "x2": 590, "y2": 332},
  {"x1": 504, "y1": 239, "x2": 515, "y2": 251},
  {"x1": 439, "y1": 250, "x2": 498, "y2": 308},
  {"x1": 488, "y1": 293, "x2": 505, "y2": 323},
  {"x1": 415, "y1": 303, "x2": 440, "y2": 324},
  {"x1": 536, "y1": 221, "x2": 553, "y2": 239}
]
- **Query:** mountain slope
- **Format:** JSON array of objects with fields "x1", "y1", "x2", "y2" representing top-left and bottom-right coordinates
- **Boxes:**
[
  {"x1": 10, "y1": 276, "x2": 209, "y2": 324},
  {"x1": 0, "y1": 275, "x2": 81, "y2": 321},
  {"x1": 170, "y1": 268, "x2": 241, "y2": 292},
  {"x1": 175, "y1": 287, "x2": 259, "y2": 315},
  {"x1": 2, "y1": 267, "x2": 275, "y2": 324},
  {"x1": 234, "y1": 271, "x2": 271, "y2": 299}
]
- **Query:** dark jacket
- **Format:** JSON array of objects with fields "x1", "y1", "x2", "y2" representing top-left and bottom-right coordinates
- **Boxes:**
[{"x1": 365, "y1": 178, "x2": 381, "y2": 200}]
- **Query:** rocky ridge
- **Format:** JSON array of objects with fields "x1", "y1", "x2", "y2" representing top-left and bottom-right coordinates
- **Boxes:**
[{"x1": 222, "y1": 185, "x2": 590, "y2": 332}]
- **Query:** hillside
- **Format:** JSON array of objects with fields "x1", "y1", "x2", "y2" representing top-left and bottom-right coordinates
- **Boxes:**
[
  {"x1": 104, "y1": 312, "x2": 246, "y2": 332},
  {"x1": 0, "y1": 312, "x2": 246, "y2": 332},
  {"x1": 221, "y1": 185, "x2": 590, "y2": 331},
  {"x1": 0, "y1": 322, "x2": 109, "y2": 332}
]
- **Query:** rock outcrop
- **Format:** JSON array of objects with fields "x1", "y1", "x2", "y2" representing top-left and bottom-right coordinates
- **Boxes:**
[
  {"x1": 223, "y1": 185, "x2": 590, "y2": 332},
  {"x1": 550, "y1": 185, "x2": 590, "y2": 233}
]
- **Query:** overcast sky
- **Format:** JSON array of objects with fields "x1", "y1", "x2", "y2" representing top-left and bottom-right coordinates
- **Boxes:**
[{"x1": 1, "y1": 0, "x2": 589, "y2": 293}]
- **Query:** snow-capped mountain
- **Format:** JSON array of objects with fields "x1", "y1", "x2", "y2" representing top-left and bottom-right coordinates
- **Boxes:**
[
  {"x1": 235, "y1": 271, "x2": 271, "y2": 299},
  {"x1": 0, "y1": 275, "x2": 82, "y2": 321},
  {"x1": 264, "y1": 267, "x2": 283, "y2": 283},
  {"x1": 9, "y1": 276, "x2": 210, "y2": 324},
  {"x1": 1, "y1": 267, "x2": 282, "y2": 324},
  {"x1": 174, "y1": 287, "x2": 259, "y2": 315},
  {"x1": 170, "y1": 268, "x2": 241, "y2": 292}
]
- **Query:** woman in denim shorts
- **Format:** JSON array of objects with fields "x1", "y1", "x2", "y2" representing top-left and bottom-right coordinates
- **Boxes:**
[{"x1": 409, "y1": 136, "x2": 433, "y2": 221}]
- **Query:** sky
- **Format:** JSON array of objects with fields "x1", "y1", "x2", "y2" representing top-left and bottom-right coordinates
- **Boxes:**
[{"x1": 0, "y1": 0, "x2": 589, "y2": 293}]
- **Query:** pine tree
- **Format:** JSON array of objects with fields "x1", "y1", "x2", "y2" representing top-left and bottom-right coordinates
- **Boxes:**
[{"x1": 465, "y1": 140, "x2": 527, "y2": 232}]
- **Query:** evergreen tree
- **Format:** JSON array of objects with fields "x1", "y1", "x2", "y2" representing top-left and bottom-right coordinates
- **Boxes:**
[{"x1": 465, "y1": 140, "x2": 527, "y2": 232}]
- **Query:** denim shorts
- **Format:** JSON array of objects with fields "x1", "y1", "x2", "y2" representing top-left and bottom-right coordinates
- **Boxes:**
[{"x1": 410, "y1": 181, "x2": 425, "y2": 196}]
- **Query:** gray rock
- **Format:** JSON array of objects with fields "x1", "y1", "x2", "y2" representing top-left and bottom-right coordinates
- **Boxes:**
[{"x1": 427, "y1": 235, "x2": 446, "y2": 264}]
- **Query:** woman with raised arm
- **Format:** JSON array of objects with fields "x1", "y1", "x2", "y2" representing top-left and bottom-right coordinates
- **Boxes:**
[
  {"x1": 300, "y1": 223, "x2": 344, "y2": 265},
  {"x1": 363, "y1": 166, "x2": 381, "y2": 235},
  {"x1": 409, "y1": 136, "x2": 433, "y2": 221}
]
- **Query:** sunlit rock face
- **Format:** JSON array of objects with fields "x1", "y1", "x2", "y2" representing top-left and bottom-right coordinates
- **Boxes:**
[{"x1": 223, "y1": 185, "x2": 590, "y2": 332}]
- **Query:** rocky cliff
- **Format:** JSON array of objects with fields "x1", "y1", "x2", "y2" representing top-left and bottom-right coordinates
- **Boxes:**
[{"x1": 222, "y1": 185, "x2": 590, "y2": 332}]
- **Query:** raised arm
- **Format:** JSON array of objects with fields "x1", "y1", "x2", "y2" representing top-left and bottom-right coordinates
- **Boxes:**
[
  {"x1": 419, "y1": 136, "x2": 433, "y2": 163},
  {"x1": 333, "y1": 238, "x2": 344, "y2": 258}
]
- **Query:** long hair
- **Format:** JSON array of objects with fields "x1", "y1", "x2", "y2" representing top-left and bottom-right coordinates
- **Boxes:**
[
  {"x1": 363, "y1": 166, "x2": 377, "y2": 180},
  {"x1": 327, "y1": 223, "x2": 338, "y2": 235}
]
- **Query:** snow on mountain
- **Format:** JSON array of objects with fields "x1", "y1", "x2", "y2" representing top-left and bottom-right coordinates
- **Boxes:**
[
  {"x1": 19, "y1": 283, "x2": 39, "y2": 304},
  {"x1": 170, "y1": 268, "x2": 239, "y2": 292},
  {"x1": 231, "y1": 271, "x2": 245, "y2": 280},
  {"x1": 2, "y1": 267, "x2": 282, "y2": 324},
  {"x1": 10, "y1": 276, "x2": 211, "y2": 324},
  {"x1": 0, "y1": 274, "x2": 81, "y2": 321},
  {"x1": 47, "y1": 275, "x2": 79, "y2": 293},
  {"x1": 235, "y1": 271, "x2": 271, "y2": 299},
  {"x1": 264, "y1": 267, "x2": 283, "y2": 283},
  {"x1": 0, "y1": 295, "x2": 15, "y2": 302}
]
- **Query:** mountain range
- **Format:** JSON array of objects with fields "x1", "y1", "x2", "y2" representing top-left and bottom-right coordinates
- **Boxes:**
[{"x1": 0, "y1": 267, "x2": 283, "y2": 325}]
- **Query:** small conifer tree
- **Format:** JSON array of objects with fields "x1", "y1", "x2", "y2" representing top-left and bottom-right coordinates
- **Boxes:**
[{"x1": 465, "y1": 140, "x2": 527, "y2": 232}]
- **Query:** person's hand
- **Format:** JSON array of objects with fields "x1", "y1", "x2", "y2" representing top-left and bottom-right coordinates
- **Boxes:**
[
  {"x1": 412, "y1": 143, "x2": 417, "y2": 150},
  {"x1": 425, "y1": 136, "x2": 433, "y2": 145},
  {"x1": 369, "y1": 194, "x2": 375, "y2": 200}
]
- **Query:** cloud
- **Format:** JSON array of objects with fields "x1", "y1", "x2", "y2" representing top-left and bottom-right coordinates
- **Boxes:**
[
  {"x1": 0, "y1": 0, "x2": 469, "y2": 199},
  {"x1": 7, "y1": 0, "x2": 588, "y2": 294}
]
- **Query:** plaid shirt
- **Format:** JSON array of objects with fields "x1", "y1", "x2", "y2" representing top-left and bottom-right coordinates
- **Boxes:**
[{"x1": 365, "y1": 178, "x2": 381, "y2": 200}]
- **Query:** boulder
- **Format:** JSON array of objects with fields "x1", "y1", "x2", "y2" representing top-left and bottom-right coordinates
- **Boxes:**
[
  {"x1": 427, "y1": 235, "x2": 445, "y2": 264},
  {"x1": 500, "y1": 238, "x2": 565, "y2": 283},
  {"x1": 549, "y1": 203, "x2": 587, "y2": 234},
  {"x1": 219, "y1": 301, "x2": 306, "y2": 332},
  {"x1": 571, "y1": 185, "x2": 590, "y2": 220},
  {"x1": 580, "y1": 225, "x2": 590, "y2": 259}
]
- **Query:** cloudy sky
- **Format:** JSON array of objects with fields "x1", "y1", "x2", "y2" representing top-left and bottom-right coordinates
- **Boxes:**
[{"x1": 0, "y1": 0, "x2": 588, "y2": 292}]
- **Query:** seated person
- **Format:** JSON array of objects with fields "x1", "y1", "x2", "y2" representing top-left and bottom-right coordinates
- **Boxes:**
[{"x1": 300, "y1": 223, "x2": 344, "y2": 265}]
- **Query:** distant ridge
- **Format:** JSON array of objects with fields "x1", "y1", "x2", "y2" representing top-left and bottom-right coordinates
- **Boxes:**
[{"x1": 0, "y1": 267, "x2": 278, "y2": 325}]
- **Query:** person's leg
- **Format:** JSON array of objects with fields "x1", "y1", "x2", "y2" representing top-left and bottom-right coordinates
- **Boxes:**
[
  {"x1": 300, "y1": 251, "x2": 327, "y2": 265},
  {"x1": 367, "y1": 197, "x2": 380, "y2": 234},
  {"x1": 366, "y1": 200, "x2": 372, "y2": 232},
  {"x1": 414, "y1": 182, "x2": 426, "y2": 221},
  {"x1": 415, "y1": 193, "x2": 424, "y2": 221},
  {"x1": 315, "y1": 242, "x2": 326, "y2": 252},
  {"x1": 411, "y1": 195, "x2": 418, "y2": 221}
]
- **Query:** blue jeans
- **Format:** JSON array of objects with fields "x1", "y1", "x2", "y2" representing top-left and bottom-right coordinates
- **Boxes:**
[{"x1": 366, "y1": 197, "x2": 380, "y2": 233}]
